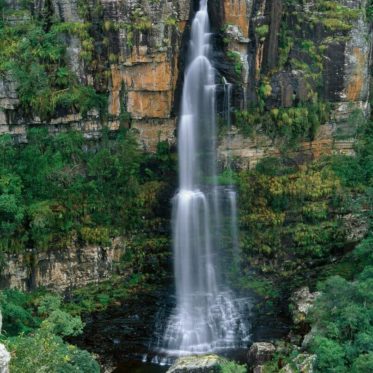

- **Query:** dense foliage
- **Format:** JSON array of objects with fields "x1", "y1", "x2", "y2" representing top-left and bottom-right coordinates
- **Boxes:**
[
  {"x1": 309, "y1": 252, "x2": 373, "y2": 372},
  {"x1": 235, "y1": 113, "x2": 372, "y2": 295},
  {"x1": 0, "y1": 290, "x2": 99, "y2": 372},
  {"x1": 241, "y1": 115, "x2": 373, "y2": 372},
  {"x1": 0, "y1": 128, "x2": 175, "y2": 257},
  {"x1": 306, "y1": 119, "x2": 373, "y2": 372},
  {"x1": 235, "y1": 102, "x2": 329, "y2": 145},
  {"x1": 0, "y1": 2, "x2": 106, "y2": 120}
]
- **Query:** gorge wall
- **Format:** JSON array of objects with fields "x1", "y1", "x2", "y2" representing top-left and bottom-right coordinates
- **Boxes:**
[
  {"x1": 0, "y1": 0, "x2": 372, "y2": 291},
  {"x1": 1, "y1": 0, "x2": 193, "y2": 150},
  {"x1": 1, "y1": 0, "x2": 371, "y2": 156},
  {"x1": 218, "y1": 0, "x2": 372, "y2": 168},
  {"x1": 1, "y1": 238, "x2": 124, "y2": 292}
]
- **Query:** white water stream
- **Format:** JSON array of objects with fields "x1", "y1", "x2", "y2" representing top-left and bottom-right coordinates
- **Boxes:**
[{"x1": 159, "y1": 0, "x2": 250, "y2": 357}]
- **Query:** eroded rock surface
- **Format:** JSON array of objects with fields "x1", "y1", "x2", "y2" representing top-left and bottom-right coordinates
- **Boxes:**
[
  {"x1": 0, "y1": 0, "x2": 192, "y2": 150},
  {"x1": 0, "y1": 238, "x2": 124, "y2": 292},
  {"x1": 280, "y1": 353, "x2": 316, "y2": 373},
  {"x1": 1, "y1": 0, "x2": 371, "y2": 158},
  {"x1": 248, "y1": 342, "x2": 276, "y2": 366},
  {"x1": 291, "y1": 287, "x2": 320, "y2": 326},
  {"x1": 167, "y1": 355, "x2": 224, "y2": 373}
]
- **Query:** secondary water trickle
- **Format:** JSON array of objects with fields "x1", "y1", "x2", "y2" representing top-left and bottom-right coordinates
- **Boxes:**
[{"x1": 160, "y1": 0, "x2": 250, "y2": 357}]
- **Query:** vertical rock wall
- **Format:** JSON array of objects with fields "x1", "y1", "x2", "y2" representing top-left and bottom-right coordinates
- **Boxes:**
[
  {"x1": 1, "y1": 0, "x2": 370, "y2": 158},
  {"x1": 0, "y1": 0, "x2": 193, "y2": 150},
  {"x1": 219, "y1": 0, "x2": 372, "y2": 167},
  {"x1": 0, "y1": 239, "x2": 124, "y2": 292}
]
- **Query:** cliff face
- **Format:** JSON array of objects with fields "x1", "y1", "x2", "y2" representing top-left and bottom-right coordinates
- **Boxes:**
[
  {"x1": 1, "y1": 238, "x2": 124, "y2": 292},
  {"x1": 0, "y1": 0, "x2": 193, "y2": 150},
  {"x1": 0, "y1": 0, "x2": 371, "y2": 290},
  {"x1": 1, "y1": 0, "x2": 371, "y2": 156},
  {"x1": 219, "y1": 0, "x2": 372, "y2": 167}
]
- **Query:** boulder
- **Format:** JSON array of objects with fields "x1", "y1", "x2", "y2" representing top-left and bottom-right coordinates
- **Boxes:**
[
  {"x1": 280, "y1": 354, "x2": 316, "y2": 373},
  {"x1": 290, "y1": 287, "x2": 320, "y2": 325},
  {"x1": 248, "y1": 342, "x2": 276, "y2": 366},
  {"x1": 0, "y1": 344, "x2": 10, "y2": 373},
  {"x1": 167, "y1": 355, "x2": 224, "y2": 373}
]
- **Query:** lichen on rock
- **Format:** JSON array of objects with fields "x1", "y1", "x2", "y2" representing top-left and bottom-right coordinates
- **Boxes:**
[
  {"x1": 167, "y1": 354, "x2": 225, "y2": 373},
  {"x1": 290, "y1": 287, "x2": 320, "y2": 326}
]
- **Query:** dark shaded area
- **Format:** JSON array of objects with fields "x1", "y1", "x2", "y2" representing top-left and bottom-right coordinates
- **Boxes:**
[{"x1": 71, "y1": 283, "x2": 291, "y2": 371}]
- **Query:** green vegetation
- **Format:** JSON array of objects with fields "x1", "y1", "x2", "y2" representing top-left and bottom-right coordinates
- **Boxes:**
[
  {"x1": 368, "y1": 0, "x2": 373, "y2": 21},
  {"x1": 0, "y1": 128, "x2": 175, "y2": 258},
  {"x1": 235, "y1": 101, "x2": 329, "y2": 144},
  {"x1": 255, "y1": 24, "x2": 269, "y2": 41},
  {"x1": 1, "y1": 290, "x2": 99, "y2": 372},
  {"x1": 219, "y1": 360, "x2": 247, "y2": 373},
  {"x1": 234, "y1": 114, "x2": 372, "y2": 370},
  {"x1": 306, "y1": 118, "x2": 373, "y2": 372},
  {"x1": 309, "y1": 257, "x2": 373, "y2": 372},
  {"x1": 0, "y1": 127, "x2": 176, "y2": 370},
  {"x1": 235, "y1": 116, "x2": 372, "y2": 305},
  {"x1": 226, "y1": 50, "x2": 243, "y2": 77},
  {"x1": 241, "y1": 0, "x2": 365, "y2": 144},
  {"x1": 311, "y1": 1, "x2": 361, "y2": 31},
  {"x1": 0, "y1": 1, "x2": 371, "y2": 372},
  {"x1": 237, "y1": 158, "x2": 345, "y2": 295},
  {"x1": 0, "y1": 3, "x2": 105, "y2": 120}
]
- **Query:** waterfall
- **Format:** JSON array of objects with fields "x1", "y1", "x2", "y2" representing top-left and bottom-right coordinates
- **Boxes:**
[{"x1": 160, "y1": 0, "x2": 250, "y2": 357}]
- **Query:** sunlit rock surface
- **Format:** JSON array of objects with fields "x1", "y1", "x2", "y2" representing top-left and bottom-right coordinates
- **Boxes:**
[
  {"x1": 167, "y1": 355, "x2": 224, "y2": 373},
  {"x1": 247, "y1": 342, "x2": 276, "y2": 366},
  {"x1": 280, "y1": 353, "x2": 316, "y2": 373},
  {"x1": 0, "y1": 0, "x2": 191, "y2": 150},
  {"x1": 290, "y1": 287, "x2": 320, "y2": 326}
]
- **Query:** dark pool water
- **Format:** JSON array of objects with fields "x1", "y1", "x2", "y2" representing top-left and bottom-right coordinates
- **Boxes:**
[
  {"x1": 71, "y1": 286, "x2": 290, "y2": 372},
  {"x1": 114, "y1": 361, "x2": 168, "y2": 373}
]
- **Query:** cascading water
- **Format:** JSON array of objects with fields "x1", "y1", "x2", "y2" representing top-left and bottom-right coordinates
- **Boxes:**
[{"x1": 160, "y1": 0, "x2": 250, "y2": 357}]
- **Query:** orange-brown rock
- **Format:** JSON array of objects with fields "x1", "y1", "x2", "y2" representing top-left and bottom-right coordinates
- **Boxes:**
[
  {"x1": 124, "y1": 63, "x2": 173, "y2": 92},
  {"x1": 223, "y1": 0, "x2": 249, "y2": 38},
  {"x1": 128, "y1": 91, "x2": 172, "y2": 119},
  {"x1": 109, "y1": 59, "x2": 174, "y2": 118},
  {"x1": 110, "y1": 65, "x2": 123, "y2": 116},
  {"x1": 345, "y1": 48, "x2": 366, "y2": 102}
]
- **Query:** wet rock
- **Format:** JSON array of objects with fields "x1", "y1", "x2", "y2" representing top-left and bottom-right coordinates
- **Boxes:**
[
  {"x1": 167, "y1": 354, "x2": 224, "y2": 373},
  {"x1": 253, "y1": 366, "x2": 265, "y2": 373},
  {"x1": 268, "y1": 70, "x2": 311, "y2": 108},
  {"x1": 0, "y1": 344, "x2": 10, "y2": 373},
  {"x1": 288, "y1": 330, "x2": 302, "y2": 346},
  {"x1": 248, "y1": 342, "x2": 276, "y2": 366},
  {"x1": 279, "y1": 353, "x2": 316, "y2": 373},
  {"x1": 223, "y1": 0, "x2": 250, "y2": 39},
  {"x1": 290, "y1": 287, "x2": 320, "y2": 326},
  {"x1": 302, "y1": 326, "x2": 319, "y2": 349}
]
